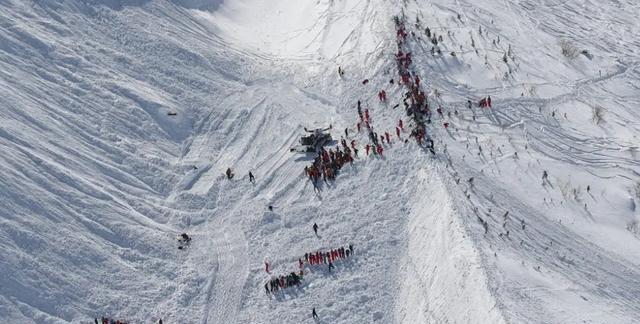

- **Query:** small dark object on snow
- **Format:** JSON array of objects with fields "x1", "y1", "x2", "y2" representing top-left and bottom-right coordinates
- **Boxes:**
[
  {"x1": 178, "y1": 233, "x2": 191, "y2": 250},
  {"x1": 291, "y1": 125, "x2": 332, "y2": 153},
  {"x1": 268, "y1": 205, "x2": 273, "y2": 211},
  {"x1": 581, "y1": 50, "x2": 593, "y2": 60},
  {"x1": 167, "y1": 112, "x2": 177, "y2": 116},
  {"x1": 362, "y1": 79, "x2": 369, "y2": 85},
  {"x1": 226, "y1": 168, "x2": 234, "y2": 179}
]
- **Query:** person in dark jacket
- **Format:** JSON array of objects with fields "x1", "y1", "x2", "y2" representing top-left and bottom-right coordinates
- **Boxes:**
[{"x1": 226, "y1": 168, "x2": 234, "y2": 179}]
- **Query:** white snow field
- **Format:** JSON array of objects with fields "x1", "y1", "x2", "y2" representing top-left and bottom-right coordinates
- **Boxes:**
[{"x1": 0, "y1": 0, "x2": 639, "y2": 323}]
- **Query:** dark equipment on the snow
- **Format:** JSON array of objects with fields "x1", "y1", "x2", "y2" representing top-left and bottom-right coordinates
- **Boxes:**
[
  {"x1": 290, "y1": 125, "x2": 332, "y2": 153},
  {"x1": 177, "y1": 233, "x2": 192, "y2": 250},
  {"x1": 167, "y1": 112, "x2": 177, "y2": 116}
]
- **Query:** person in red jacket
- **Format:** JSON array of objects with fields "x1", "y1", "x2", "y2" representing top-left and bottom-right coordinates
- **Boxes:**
[
  {"x1": 265, "y1": 261, "x2": 270, "y2": 273},
  {"x1": 365, "y1": 144, "x2": 371, "y2": 155},
  {"x1": 399, "y1": 119, "x2": 404, "y2": 129},
  {"x1": 385, "y1": 132, "x2": 391, "y2": 144},
  {"x1": 377, "y1": 145, "x2": 384, "y2": 155},
  {"x1": 396, "y1": 127, "x2": 401, "y2": 139}
]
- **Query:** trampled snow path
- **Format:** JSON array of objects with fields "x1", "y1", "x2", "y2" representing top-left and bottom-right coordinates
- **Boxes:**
[{"x1": 1, "y1": 0, "x2": 639, "y2": 323}]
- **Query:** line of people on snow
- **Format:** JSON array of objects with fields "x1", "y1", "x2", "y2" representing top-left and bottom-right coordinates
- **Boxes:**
[
  {"x1": 265, "y1": 271, "x2": 304, "y2": 294},
  {"x1": 94, "y1": 318, "x2": 163, "y2": 324},
  {"x1": 356, "y1": 100, "x2": 396, "y2": 158},
  {"x1": 304, "y1": 244, "x2": 353, "y2": 269},
  {"x1": 394, "y1": 16, "x2": 443, "y2": 155},
  {"x1": 263, "y1": 244, "x2": 354, "y2": 295},
  {"x1": 396, "y1": 19, "x2": 433, "y2": 147},
  {"x1": 93, "y1": 317, "x2": 134, "y2": 324}
]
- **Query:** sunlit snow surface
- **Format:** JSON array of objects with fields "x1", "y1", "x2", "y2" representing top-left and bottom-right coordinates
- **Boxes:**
[{"x1": 0, "y1": 0, "x2": 639, "y2": 323}]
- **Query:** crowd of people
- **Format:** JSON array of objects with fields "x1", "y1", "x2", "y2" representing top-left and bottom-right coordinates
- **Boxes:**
[
  {"x1": 94, "y1": 318, "x2": 162, "y2": 324},
  {"x1": 304, "y1": 145, "x2": 354, "y2": 186},
  {"x1": 265, "y1": 271, "x2": 304, "y2": 294},
  {"x1": 478, "y1": 96, "x2": 492, "y2": 108}
]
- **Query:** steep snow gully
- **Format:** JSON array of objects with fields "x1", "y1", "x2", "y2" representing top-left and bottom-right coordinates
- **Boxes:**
[{"x1": 1, "y1": 0, "x2": 639, "y2": 323}]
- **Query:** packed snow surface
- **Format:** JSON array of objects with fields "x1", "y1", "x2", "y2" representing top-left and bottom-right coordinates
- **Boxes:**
[{"x1": 0, "y1": 0, "x2": 639, "y2": 323}]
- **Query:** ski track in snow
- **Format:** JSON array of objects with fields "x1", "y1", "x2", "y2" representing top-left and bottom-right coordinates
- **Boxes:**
[{"x1": 1, "y1": 0, "x2": 639, "y2": 323}]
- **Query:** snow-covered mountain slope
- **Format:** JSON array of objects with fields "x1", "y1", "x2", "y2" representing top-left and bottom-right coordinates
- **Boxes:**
[
  {"x1": 0, "y1": 0, "x2": 639, "y2": 323},
  {"x1": 399, "y1": 0, "x2": 640, "y2": 322}
]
